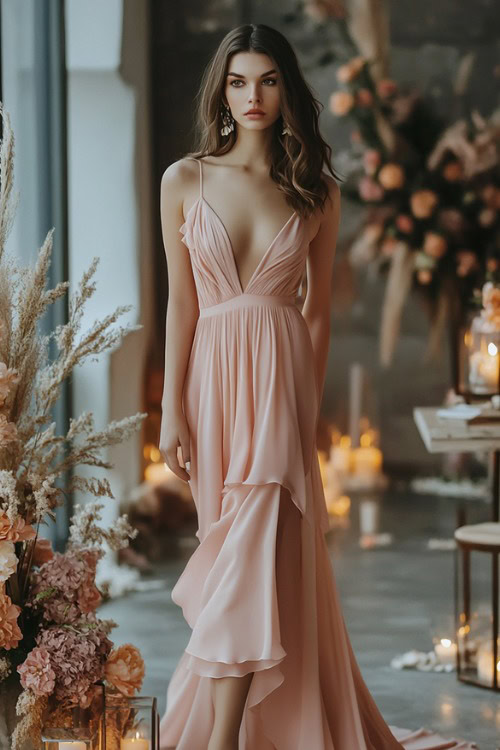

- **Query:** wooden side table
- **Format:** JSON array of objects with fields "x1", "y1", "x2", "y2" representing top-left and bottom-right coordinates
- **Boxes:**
[{"x1": 413, "y1": 406, "x2": 500, "y2": 523}]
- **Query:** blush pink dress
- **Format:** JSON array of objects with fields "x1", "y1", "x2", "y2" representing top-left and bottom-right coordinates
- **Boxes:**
[{"x1": 159, "y1": 157, "x2": 478, "y2": 750}]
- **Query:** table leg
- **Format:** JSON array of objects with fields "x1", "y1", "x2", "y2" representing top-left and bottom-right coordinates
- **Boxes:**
[{"x1": 493, "y1": 450, "x2": 500, "y2": 523}]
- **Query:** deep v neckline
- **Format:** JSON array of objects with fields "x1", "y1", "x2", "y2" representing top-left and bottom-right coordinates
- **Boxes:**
[{"x1": 192, "y1": 195, "x2": 299, "y2": 295}]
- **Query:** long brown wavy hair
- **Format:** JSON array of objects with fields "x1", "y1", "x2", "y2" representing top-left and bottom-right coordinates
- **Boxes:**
[{"x1": 186, "y1": 23, "x2": 342, "y2": 220}]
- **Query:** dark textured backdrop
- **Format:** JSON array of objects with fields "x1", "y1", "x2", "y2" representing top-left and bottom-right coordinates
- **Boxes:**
[{"x1": 150, "y1": 0, "x2": 500, "y2": 473}]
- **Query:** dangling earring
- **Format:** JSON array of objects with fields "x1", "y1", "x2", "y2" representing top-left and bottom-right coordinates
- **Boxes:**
[
  {"x1": 220, "y1": 104, "x2": 234, "y2": 136},
  {"x1": 282, "y1": 120, "x2": 292, "y2": 136}
]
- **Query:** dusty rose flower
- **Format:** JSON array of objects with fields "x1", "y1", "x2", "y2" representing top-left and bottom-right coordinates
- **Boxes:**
[
  {"x1": 487, "y1": 258, "x2": 499, "y2": 272},
  {"x1": 0, "y1": 540, "x2": 17, "y2": 582},
  {"x1": 329, "y1": 91, "x2": 355, "y2": 116},
  {"x1": 396, "y1": 214, "x2": 414, "y2": 233},
  {"x1": 417, "y1": 269, "x2": 433, "y2": 285},
  {"x1": 0, "y1": 363, "x2": 19, "y2": 407},
  {"x1": 437, "y1": 208, "x2": 466, "y2": 236},
  {"x1": 32, "y1": 537, "x2": 54, "y2": 566},
  {"x1": 456, "y1": 250, "x2": 478, "y2": 277},
  {"x1": 410, "y1": 189, "x2": 438, "y2": 219},
  {"x1": 358, "y1": 176, "x2": 384, "y2": 202},
  {"x1": 41, "y1": 597, "x2": 82, "y2": 625},
  {"x1": 378, "y1": 163, "x2": 405, "y2": 190},
  {"x1": 37, "y1": 624, "x2": 113, "y2": 706},
  {"x1": 336, "y1": 56, "x2": 365, "y2": 83},
  {"x1": 376, "y1": 78, "x2": 398, "y2": 98},
  {"x1": 479, "y1": 207, "x2": 497, "y2": 227},
  {"x1": 0, "y1": 415, "x2": 18, "y2": 446},
  {"x1": 105, "y1": 644, "x2": 145, "y2": 697},
  {"x1": 0, "y1": 587, "x2": 22, "y2": 649},
  {"x1": 0, "y1": 512, "x2": 36, "y2": 542},
  {"x1": 381, "y1": 237, "x2": 398, "y2": 256},
  {"x1": 481, "y1": 185, "x2": 500, "y2": 210},
  {"x1": 442, "y1": 161, "x2": 463, "y2": 182},
  {"x1": 423, "y1": 232, "x2": 447, "y2": 259},
  {"x1": 363, "y1": 149, "x2": 381, "y2": 176},
  {"x1": 357, "y1": 88, "x2": 374, "y2": 108},
  {"x1": 17, "y1": 647, "x2": 56, "y2": 696},
  {"x1": 77, "y1": 580, "x2": 102, "y2": 613}
]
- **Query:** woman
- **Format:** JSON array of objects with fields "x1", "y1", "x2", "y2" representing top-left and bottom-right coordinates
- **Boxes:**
[{"x1": 158, "y1": 23, "x2": 477, "y2": 750}]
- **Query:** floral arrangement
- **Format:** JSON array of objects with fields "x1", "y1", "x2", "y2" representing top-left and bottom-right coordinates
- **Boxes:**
[
  {"x1": 301, "y1": 0, "x2": 500, "y2": 365},
  {"x1": 0, "y1": 99, "x2": 148, "y2": 748}
]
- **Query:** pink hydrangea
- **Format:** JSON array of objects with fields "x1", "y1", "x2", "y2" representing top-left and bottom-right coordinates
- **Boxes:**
[
  {"x1": 28, "y1": 547, "x2": 103, "y2": 624},
  {"x1": 36, "y1": 624, "x2": 112, "y2": 707},
  {"x1": 17, "y1": 647, "x2": 56, "y2": 696}
]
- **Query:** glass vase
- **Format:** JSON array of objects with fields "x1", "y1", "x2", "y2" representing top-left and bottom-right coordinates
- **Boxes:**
[{"x1": 41, "y1": 682, "x2": 105, "y2": 750}]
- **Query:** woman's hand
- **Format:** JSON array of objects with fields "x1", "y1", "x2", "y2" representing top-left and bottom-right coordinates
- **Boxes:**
[{"x1": 160, "y1": 407, "x2": 191, "y2": 482}]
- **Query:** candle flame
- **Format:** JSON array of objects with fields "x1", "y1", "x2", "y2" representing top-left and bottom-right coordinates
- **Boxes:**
[
  {"x1": 488, "y1": 342, "x2": 498, "y2": 356},
  {"x1": 440, "y1": 638, "x2": 452, "y2": 648}
]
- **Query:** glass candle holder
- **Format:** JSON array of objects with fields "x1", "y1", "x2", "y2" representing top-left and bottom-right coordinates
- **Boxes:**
[
  {"x1": 42, "y1": 683, "x2": 105, "y2": 750},
  {"x1": 466, "y1": 314, "x2": 500, "y2": 396},
  {"x1": 105, "y1": 693, "x2": 159, "y2": 750}
]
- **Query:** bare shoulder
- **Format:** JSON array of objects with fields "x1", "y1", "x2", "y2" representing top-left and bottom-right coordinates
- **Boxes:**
[
  {"x1": 160, "y1": 157, "x2": 198, "y2": 199},
  {"x1": 322, "y1": 173, "x2": 341, "y2": 215}
]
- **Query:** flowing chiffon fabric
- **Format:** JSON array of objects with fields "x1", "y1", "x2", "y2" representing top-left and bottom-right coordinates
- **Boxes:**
[{"x1": 159, "y1": 158, "x2": 478, "y2": 750}]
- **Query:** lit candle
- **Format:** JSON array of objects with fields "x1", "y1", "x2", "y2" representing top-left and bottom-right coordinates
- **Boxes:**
[
  {"x1": 352, "y1": 446, "x2": 382, "y2": 476},
  {"x1": 477, "y1": 641, "x2": 500, "y2": 685},
  {"x1": 434, "y1": 638, "x2": 458, "y2": 666},
  {"x1": 120, "y1": 739, "x2": 150, "y2": 750},
  {"x1": 469, "y1": 342, "x2": 499, "y2": 393},
  {"x1": 330, "y1": 437, "x2": 352, "y2": 475},
  {"x1": 359, "y1": 498, "x2": 379, "y2": 535},
  {"x1": 58, "y1": 743, "x2": 87, "y2": 750}
]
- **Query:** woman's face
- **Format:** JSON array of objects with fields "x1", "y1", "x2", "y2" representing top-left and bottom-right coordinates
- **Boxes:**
[{"x1": 224, "y1": 51, "x2": 282, "y2": 132}]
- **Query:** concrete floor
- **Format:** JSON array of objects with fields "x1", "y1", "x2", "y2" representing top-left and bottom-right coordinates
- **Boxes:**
[{"x1": 100, "y1": 487, "x2": 500, "y2": 749}]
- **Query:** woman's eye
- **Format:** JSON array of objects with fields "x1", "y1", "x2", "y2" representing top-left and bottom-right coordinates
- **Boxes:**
[{"x1": 229, "y1": 78, "x2": 277, "y2": 87}]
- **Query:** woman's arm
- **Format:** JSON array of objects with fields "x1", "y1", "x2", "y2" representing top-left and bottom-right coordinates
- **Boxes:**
[
  {"x1": 159, "y1": 160, "x2": 199, "y2": 480},
  {"x1": 301, "y1": 177, "x2": 341, "y2": 405}
]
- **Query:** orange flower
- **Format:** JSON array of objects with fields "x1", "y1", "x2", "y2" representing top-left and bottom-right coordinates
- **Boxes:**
[
  {"x1": 378, "y1": 163, "x2": 405, "y2": 190},
  {"x1": 0, "y1": 415, "x2": 18, "y2": 447},
  {"x1": 105, "y1": 644, "x2": 145, "y2": 697},
  {"x1": 0, "y1": 586, "x2": 22, "y2": 650},
  {"x1": 329, "y1": 91, "x2": 355, "y2": 116},
  {"x1": 442, "y1": 161, "x2": 463, "y2": 181},
  {"x1": 357, "y1": 88, "x2": 374, "y2": 108},
  {"x1": 410, "y1": 189, "x2": 438, "y2": 219},
  {"x1": 456, "y1": 250, "x2": 478, "y2": 277},
  {"x1": 32, "y1": 538, "x2": 54, "y2": 567},
  {"x1": 396, "y1": 214, "x2": 414, "y2": 234},
  {"x1": 423, "y1": 232, "x2": 447, "y2": 259},
  {"x1": 417, "y1": 269, "x2": 433, "y2": 285},
  {"x1": 336, "y1": 56, "x2": 365, "y2": 83},
  {"x1": 0, "y1": 512, "x2": 36, "y2": 542},
  {"x1": 362, "y1": 149, "x2": 381, "y2": 176},
  {"x1": 376, "y1": 79, "x2": 397, "y2": 98}
]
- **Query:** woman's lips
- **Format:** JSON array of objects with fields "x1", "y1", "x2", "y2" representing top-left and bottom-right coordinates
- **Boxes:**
[{"x1": 245, "y1": 112, "x2": 265, "y2": 118}]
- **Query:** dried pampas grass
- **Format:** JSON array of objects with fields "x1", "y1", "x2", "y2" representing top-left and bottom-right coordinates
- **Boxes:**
[{"x1": 0, "y1": 100, "x2": 147, "y2": 613}]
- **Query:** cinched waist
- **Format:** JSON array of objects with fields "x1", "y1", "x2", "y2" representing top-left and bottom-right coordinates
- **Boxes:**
[{"x1": 199, "y1": 293, "x2": 296, "y2": 318}]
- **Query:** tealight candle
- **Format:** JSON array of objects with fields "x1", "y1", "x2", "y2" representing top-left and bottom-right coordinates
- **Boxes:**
[
  {"x1": 477, "y1": 641, "x2": 500, "y2": 685},
  {"x1": 120, "y1": 738, "x2": 150, "y2": 750},
  {"x1": 58, "y1": 743, "x2": 87, "y2": 750},
  {"x1": 434, "y1": 638, "x2": 458, "y2": 666}
]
